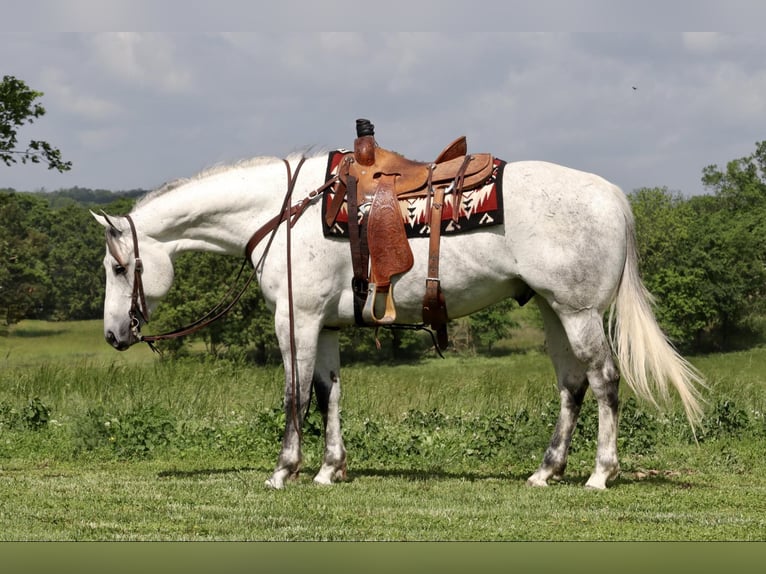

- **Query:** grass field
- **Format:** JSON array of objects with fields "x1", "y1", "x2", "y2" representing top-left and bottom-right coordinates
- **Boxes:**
[
  {"x1": 1, "y1": 320, "x2": 157, "y2": 367},
  {"x1": 1, "y1": 320, "x2": 765, "y2": 541}
]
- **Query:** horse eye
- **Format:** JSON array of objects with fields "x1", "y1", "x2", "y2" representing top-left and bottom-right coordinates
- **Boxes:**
[{"x1": 113, "y1": 264, "x2": 127, "y2": 276}]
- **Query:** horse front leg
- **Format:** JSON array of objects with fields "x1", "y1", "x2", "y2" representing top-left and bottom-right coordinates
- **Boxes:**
[
  {"x1": 312, "y1": 328, "x2": 347, "y2": 485},
  {"x1": 265, "y1": 317, "x2": 320, "y2": 490}
]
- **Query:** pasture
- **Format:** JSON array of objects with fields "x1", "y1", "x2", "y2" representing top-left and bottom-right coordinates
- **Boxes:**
[{"x1": 1, "y1": 319, "x2": 765, "y2": 541}]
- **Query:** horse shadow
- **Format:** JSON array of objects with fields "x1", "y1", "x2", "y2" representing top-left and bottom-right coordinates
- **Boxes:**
[
  {"x1": 336, "y1": 466, "x2": 699, "y2": 489},
  {"x1": 155, "y1": 465, "x2": 698, "y2": 489},
  {"x1": 155, "y1": 465, "x2": 527, "y2": 483},
  {"x1": 157, "y1": 466, "x2": 266, "y2": 479},
  {"x1": 345, "y1": 467, "x2": 530, "y2": 484}
]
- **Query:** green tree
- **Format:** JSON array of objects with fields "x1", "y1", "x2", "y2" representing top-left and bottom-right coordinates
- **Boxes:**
[
  {"x1": 0, "y1": 75, "x2": 71, "y2": 172},
  {"x1": 467, "y1": 298, "x2": 519, "y2": 353},
  {"x1": 629, "y1": 187, "x2": 715, "y2": 347},
  {"x1": 699, "y1": 141, "x2": 766, "y2": 346},
  {"x1": 149, "y1": 252, "x2": 280, "y2": 361},
  {"x1": 630, "y1": 141, "x2": 766, "y2": 352},
  {"x1": 702, "y1": 140, "x2": 766, "y2": 212},
  {"x1": 45, "y1": 204, "x2": 107, "y2": 320},
  {"x1": 0, "y1": 192, "x2": 51, "y2": 325}
]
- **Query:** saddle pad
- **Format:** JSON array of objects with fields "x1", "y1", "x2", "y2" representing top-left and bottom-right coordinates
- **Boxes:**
[{"x1": 321, "y1": 150, "x2": 506, "y2": 239}]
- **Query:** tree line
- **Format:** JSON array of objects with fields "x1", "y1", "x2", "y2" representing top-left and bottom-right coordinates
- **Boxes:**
[{"x1": 2, "y1": 142, "x2": 765, "y2": 360}]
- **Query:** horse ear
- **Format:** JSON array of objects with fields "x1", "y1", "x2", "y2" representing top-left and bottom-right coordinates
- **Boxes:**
[
  {"x1": 93, "y1": 210, "x2": 128, "y2": 265},
  {"x1": 91, "y1": 210, "x2": 121, "y2": 235}
]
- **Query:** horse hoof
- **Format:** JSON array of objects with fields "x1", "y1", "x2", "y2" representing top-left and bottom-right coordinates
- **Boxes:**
[
  {"x1": 526, "y1": 475, "x2": 549, "y2": 487},
  {"x1": 264, "y1": 477, "x2": 285, "y2": 490},
  {"x1": 584, "y1": 478, "x2": 607, "y2": 490},
  {"x1": 313, "y1": 464, "x2": 346, "y2": 485}
]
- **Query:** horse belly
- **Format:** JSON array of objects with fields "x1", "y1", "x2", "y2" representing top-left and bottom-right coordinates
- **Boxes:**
[{"x1": 382, "y1": 230, "x2": 523, "y2": 322}]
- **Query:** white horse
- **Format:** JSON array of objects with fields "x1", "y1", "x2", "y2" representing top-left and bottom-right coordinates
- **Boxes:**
[{"x1": 93, "y1": 150, "x2": 705, "y2": 490}]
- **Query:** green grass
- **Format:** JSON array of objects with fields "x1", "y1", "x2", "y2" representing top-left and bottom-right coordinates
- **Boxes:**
[
  {"x1": 1, "y1": 320, "x2": 157, "y2": 367},
  {"x1": 1, "y1": 320, "x2": 766, "y2": 541}
]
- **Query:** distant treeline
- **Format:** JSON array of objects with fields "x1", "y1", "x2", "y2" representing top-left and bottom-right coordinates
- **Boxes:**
[
  {"x1": 0, "y1": 186, "x2": 146, "y2": 208},
  {"x1": 2, "y1": 141, "x2": 766, "y2": 359}
]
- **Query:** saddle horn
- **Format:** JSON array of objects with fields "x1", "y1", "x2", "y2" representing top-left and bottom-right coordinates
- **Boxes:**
[{"x1": 354, "y1": 118, "x2": 376, "y2": 167}]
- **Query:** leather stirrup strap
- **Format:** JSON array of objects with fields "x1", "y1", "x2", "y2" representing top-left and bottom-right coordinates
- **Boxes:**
[
  {"x1": 345, "y1": 171, "x2": 369, "y2": 325},
  {"x1": 452, "y1": 154, "x2": 473, "y2": 223},
  {"x1": 422, "y1": 184, "x2": 449, "y2": 349}
]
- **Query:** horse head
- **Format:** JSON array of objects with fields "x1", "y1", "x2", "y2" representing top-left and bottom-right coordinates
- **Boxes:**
[{"x1": 91, "y1": 211, "x2": 175, "y2": 350}]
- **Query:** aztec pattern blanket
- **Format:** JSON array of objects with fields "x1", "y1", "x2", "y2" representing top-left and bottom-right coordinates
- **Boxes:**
[{"x1": 321, "y1": 150, "x2": 505, "y2": 239}]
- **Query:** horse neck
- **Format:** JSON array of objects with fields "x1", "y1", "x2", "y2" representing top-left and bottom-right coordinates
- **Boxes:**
[{"x1": 131, "y1": 155, "x2": 325, "y2": 258}]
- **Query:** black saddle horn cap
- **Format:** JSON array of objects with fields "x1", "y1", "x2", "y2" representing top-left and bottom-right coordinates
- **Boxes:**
[{"x1": 356, "y1": 118, "x2": 375, "y2": 137}]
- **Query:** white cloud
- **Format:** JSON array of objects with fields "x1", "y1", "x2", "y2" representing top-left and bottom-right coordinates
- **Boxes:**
[
  {"x1": 77, "y1": 127, "x2": 125, "y2": 150},
  {"x1": 2, "y1": 31, "x2": 766, "y2": 197},
  {"x1": 683, "y1": 32, "x2": 725, "y2": 54},
  {"x1": 88, "y1": 33, "x2": 193, "y2": 94},
  {"x1": 40, "y1": 68, "x2": 121, "y2": 122}
]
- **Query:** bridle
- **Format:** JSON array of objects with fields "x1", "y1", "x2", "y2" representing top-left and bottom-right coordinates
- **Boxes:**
[
  {"x1": 104, "y1": 212, "x2": 150, "y2": 341},
  {"x1": 125, "y1": 214, "x2": 150, "y2": 339},
  {"x1": 117, "y1": 207, "x2": 257, "y2": 349},
  {"x1": 106, "y1": 156, "x2": 337, "y2": 351}
]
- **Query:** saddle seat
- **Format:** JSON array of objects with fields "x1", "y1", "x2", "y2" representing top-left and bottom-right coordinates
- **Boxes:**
[{"x1": 341, "y1": 138, "x2": 494, "y2": 202}]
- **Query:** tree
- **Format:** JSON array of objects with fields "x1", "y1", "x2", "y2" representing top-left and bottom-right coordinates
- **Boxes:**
[
  {"x1": 467, "y1": 298, "x2": 519, "y2": 353},
  {"x1": 0, "y1": 75, "x2": 71, "y2": 172},
  {"x1": 629, "y1": 187, "x2": 715, "y2": 346},
  {"x1": 148, "y1": 252, "x2": 281, "y2": 361},
  {"x1": 0, "y1": 192, "x2": 51, "y2": 325},
  {"x1": 702, "y1": 141, "x2": 766, "y2": 212},
  {"x1": 45, "y1": 204, "x2": 107, "y2": 320},
  {"x1": 700, "y1": 141, "x2": 766, "y2": 346},
  {"x1": 630, "y1": 146, "x2": 766, "y2": 352}
]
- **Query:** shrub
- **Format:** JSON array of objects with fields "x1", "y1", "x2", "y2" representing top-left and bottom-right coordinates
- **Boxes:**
[
  {"x1": 72, "y1": 404, "x2": 177, "y2": 459},
  {"x1": 0, "y1": 397, "x2": 51, "y2": 430}
]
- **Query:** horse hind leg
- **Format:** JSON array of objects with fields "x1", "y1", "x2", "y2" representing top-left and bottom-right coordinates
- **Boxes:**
[
  {"x1": 529, "y1": 300, "x2": 621, "y2": 489},
  {"x1": 312, "y1": 329, "x2": 347, "y2": 485},
  {"x1": 561, "y1": 306, "x2": 621, "y2": 489},
  {"x1": 527, "y1": 298, "x2": 589, "y2": 487}
]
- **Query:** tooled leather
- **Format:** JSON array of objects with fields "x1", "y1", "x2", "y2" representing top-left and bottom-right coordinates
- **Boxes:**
[{"x1": 366, "y1": 174, "x2": 414, "y2": 289}]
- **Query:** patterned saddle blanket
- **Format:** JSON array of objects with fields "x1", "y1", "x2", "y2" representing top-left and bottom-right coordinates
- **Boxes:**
[{"x1": 321, "y1": 150, "x2": 506, "y2": 240}]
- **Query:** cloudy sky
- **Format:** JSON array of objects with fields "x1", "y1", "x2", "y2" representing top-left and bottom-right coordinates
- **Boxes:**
[{"x1": 3, "y1": 25, "x2": 766, "y2": 197}]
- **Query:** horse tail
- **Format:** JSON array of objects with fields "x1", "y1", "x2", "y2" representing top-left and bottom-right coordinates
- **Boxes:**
[{"x1": 607, "y1": 201, "x2": 706, "y2": 428}]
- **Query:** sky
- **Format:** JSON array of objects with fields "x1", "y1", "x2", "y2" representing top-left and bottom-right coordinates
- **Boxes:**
[{"x1": 3, "y1": 16, "x2": 766, "y2": 197}]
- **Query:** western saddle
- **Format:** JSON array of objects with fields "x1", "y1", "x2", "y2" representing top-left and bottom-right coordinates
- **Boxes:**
[{"x1": 326, "y1": 119, "x2": 494, "y2": 350}]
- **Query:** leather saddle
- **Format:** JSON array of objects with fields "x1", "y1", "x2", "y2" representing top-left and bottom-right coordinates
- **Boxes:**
[
  {"x1": 326, "y1": 134, "x2": 494, "y2": 228},
  {"x1": 328, "y1": 119, "x2": 494, "y2": 349}
]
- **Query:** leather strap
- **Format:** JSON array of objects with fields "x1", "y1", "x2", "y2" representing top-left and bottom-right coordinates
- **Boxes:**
[
  {"x1": 362, "y1": 174, "x2": 414, "y2": 325},
  {"x1": 142, "y1": 157, "x2": 315, "y2": 346},
  {"x1": 366, "y1": 174, "x2": 414, "y2": 290},
  {"x1": 125, "y1": 214, "x2": 150, "y2": 327},
  {"x1": 344, "y1": 164, "x2": 370, "y2": 325},
  {"x1": 325, "y1": 176, "x2": 348, "y2": 228},
  {"x1": 422, "y1": 184, "x2": 449, "y2": 349},
  {"x1": 451, "y1": 154, "x2": 473, "y2": 222}
]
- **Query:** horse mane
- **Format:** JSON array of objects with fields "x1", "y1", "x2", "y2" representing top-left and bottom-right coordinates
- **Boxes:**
[{"x1": 133, "y1": 149, "x2": 325, "y2": 211}]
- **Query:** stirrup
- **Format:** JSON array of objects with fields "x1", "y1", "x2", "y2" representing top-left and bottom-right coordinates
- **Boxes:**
[{"x1": 362, "y1": 283, "x2": 397, "y2": 325}]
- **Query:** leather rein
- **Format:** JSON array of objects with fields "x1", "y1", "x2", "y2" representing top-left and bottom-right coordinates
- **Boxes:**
[{"x1": 119, "y1": 156, "x2": 336, "y2": 352}]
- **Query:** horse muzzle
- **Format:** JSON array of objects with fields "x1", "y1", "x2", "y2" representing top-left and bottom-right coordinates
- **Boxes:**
[{"x1": 105, "y1": 328, "x2": 139, "y2": 351}]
